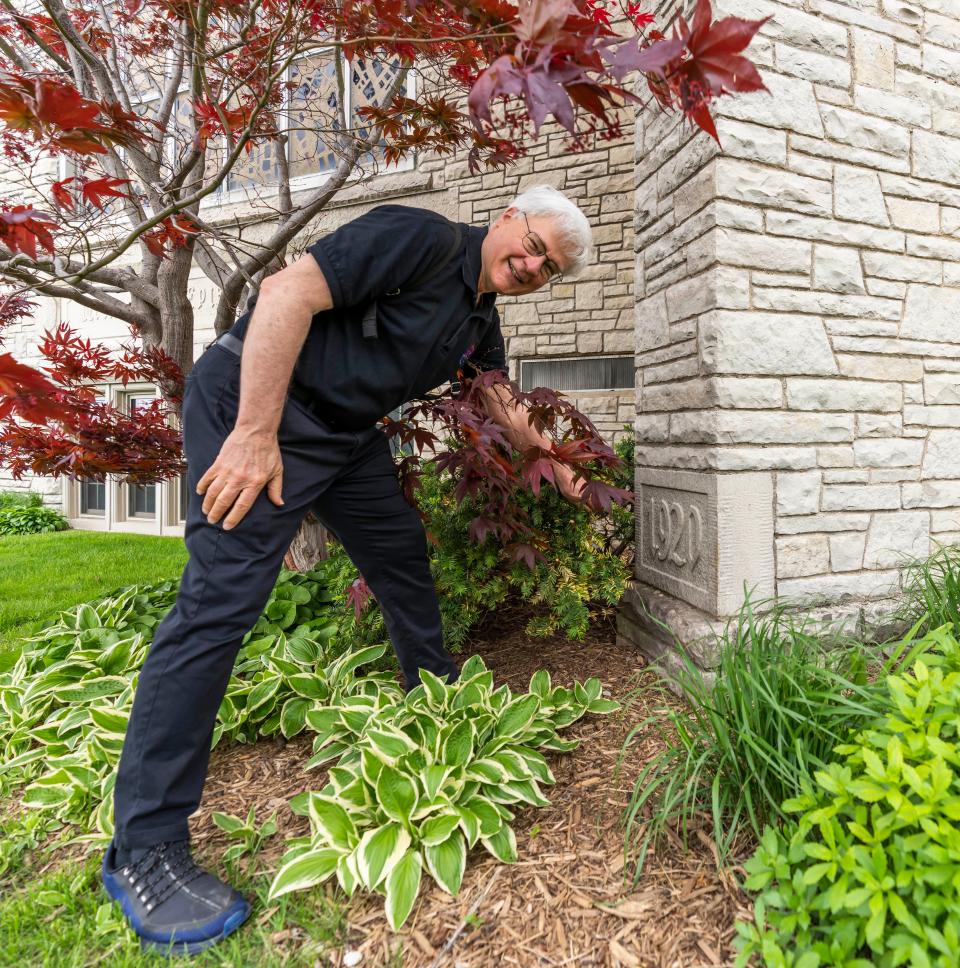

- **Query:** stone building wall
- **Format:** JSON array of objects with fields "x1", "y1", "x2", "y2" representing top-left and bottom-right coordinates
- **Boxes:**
[{"x1": 623, "y1": 0, "x2": 960, "y2": 666}]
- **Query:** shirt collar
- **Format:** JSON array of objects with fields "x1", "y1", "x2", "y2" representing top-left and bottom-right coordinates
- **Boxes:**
[{"x1": 462, "y1": 225, "x2": 497, "y2": 314}]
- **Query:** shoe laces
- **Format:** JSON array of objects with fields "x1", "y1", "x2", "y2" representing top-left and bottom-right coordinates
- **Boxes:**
[{"x1": 124, "y1": 841, "x2": 205, "y2": 912}]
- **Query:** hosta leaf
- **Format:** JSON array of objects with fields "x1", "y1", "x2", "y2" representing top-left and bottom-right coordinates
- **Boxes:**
[
  {"x1": 424, "y1": 831, "x2": 466, "y2": 896},
  {"x1": 529, "y1": 669, "x2": 551, "y2": 698},
  {"x1": 308, "y1": 797, "x2": 359, "y2": 850},
  {"x1": 422, "y1": 764, "x2": 451, "y2": 800},
  {"x1": 376, "y1": 764, "x2": 418, "y2": 826},
  {"x1": 88, "y1": 706, "x2": 129, "y2": 735},
  {"x1": 280, "y1": 697, "x2": 311, "y2": 738},
  {"x1": 357, "y1": 822, "x2": 410, "y2": 889},
  {"x1": 481, "y1": 824, "x2": 518, "y2": 864},
  {"x1": 285, "y1": 636, "x2": 322, "y2": 666},
  {"x1": 366, "y1": 726, "x2": 418, "y2": 763},
  {"x1": 245, "y1": 676, "x2": 281, "y2": 715},
  {"x1": 454, "y1": 804, "x2": 481, "y2": 847},
  {"x1": 465, "y1": 797, "x2": 503, "y2": 837},
  {"x1": 269, "y1": 848, "x2": 340, "y2": 899},
  {"x1": 466, "y1": 758, "x2": 507, "y2": 784},
  {"x1": 440, "y1": 719, "x2": 474, "y2": 767},
  {"x1": 385, "y1": 849, "x2": 422, "y2": 931},
  {"x1": 420, "y1": 669, "x2": 448, "y2": 709},
  {"x1": 212, "y1": 812, "x2": 245, "y2": 834},
  {"x1": 22, "y1": 784, "x2": 72, "y2": 808},
  {"x1": 51, "y1": 677, "x2": 127, "y2": 704},
  {"x1": 587, "y1": 698, "x2": 619, "y2": 714},
  {"x1": 419, "y1": 813, "x2": 461, "y2": 846},
  {"x1": 494, "y1": 695, "x2": 540, "y2": 738}
]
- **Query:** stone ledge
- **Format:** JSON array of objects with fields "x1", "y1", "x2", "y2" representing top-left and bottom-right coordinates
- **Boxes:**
[{"x1": 618, "y1": 579, "x2": 913, "y2": 691}]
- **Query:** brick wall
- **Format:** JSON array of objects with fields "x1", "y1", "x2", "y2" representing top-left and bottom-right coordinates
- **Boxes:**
[{"x1": 632, "y1": 0, "x2": 960, "y2": 625}]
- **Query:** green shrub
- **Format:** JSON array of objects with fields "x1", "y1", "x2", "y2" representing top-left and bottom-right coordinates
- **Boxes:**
[
  {"x1": 736, "y1": 624, "x2": 960, "y2": 968},
  {"x1": 0, "y1": 491, "x2": 43, "y2": 510},
  {"x1": 900, "y1": 543, "x2": 960, "y2": 637},
  {"x1": 416, "y1": 460, "x2": 629, "y2": 648},
  {"x1": 621, "y1": 601, "x2": 894, "y2": 878},
  {"x1": 269, "y1": 656, "x2": 617, "y2": 929},
  {"x1": 0, "y1": 505, "x2": 68, "y2": 535}
]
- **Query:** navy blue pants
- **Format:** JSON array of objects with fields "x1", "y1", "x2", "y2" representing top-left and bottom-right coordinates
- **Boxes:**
[{"x1": 112, "y1": 340, "x2": 458, "y2": 850}]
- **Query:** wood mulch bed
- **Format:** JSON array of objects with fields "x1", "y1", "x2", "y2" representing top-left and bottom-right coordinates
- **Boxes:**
[{"x1": 193, "y1": 606, "x2": 754, "y2": 968}]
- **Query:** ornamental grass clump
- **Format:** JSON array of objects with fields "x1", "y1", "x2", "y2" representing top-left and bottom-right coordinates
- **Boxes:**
[
  {"x1": 736, "y1": 623, "x2": 960, "y2": 968},
  {"x1": 900, "y1": 544, "x2": 960, "y2": 637},
  {"x1": 268, "y1": 656, "x2": 618, "y2": 929},
  {"x1": 620, "y1": 600, "x2": 897, "y2": 878}
]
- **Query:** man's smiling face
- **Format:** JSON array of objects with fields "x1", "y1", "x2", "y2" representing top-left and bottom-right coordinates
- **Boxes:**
[{"x1": 478, "y1": 207, "x2": 568, "y2": 296}]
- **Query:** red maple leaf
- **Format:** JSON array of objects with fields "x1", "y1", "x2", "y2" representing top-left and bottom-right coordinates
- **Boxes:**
[
  {"x1": 346, "y1": 576, "x2": 374, "y2": 619},
  {"x1": 0, "y1": 206, "x2": 57, "y2": 259},
  {"x1": 51, "y1": 177, "x2": 75, "y2": 210},
  {"x1": 680, "y1": 0, "x2": 768, "y2": 97},
  {"x1": 80, "y1": 176, "x2": 131, "y2": 210}
]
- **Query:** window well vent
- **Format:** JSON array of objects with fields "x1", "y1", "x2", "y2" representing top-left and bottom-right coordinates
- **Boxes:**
[{"x1": 519, "y1": 356, "x2": 633, "y2": 392}]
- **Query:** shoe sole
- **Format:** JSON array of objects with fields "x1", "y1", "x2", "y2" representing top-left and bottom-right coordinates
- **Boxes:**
[{"x1": 102, "y1": 861, "x2": 251, "y2": 957}]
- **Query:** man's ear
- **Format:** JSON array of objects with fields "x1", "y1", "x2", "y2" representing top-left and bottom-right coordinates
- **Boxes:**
[{"x1": 492, "y1": 206, "x2": 518, "y2": 231}]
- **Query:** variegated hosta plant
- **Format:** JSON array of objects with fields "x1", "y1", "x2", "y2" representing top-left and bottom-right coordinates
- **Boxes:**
[
  {"x1": 268, "y1": 656, "x2": 619, "y2": 930},
  {"x1": 0, "y1": 567, "x2": 397, "y2": 863}
]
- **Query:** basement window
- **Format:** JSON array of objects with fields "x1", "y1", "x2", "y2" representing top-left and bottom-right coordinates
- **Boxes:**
[{"x1": 519, "y1": 356, "x2": 634, "y2": 392}]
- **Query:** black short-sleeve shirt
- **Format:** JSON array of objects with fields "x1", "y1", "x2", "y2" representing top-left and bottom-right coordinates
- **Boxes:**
[{"x1": 230, "y1": 205, "x2": 506, "y2": 431}]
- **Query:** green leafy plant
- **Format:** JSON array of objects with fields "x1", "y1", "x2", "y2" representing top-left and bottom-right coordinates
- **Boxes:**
[
  {"x1": 620, "y1": 600, "x2": 897, "y2": 878},
  {"x1": 0, "y1": 504, "x2": 68, "y2": 535},
  {"x1": 736, "y1": 623, "x2": 960, "y2": 968},
  {"x1": 268, "y1": 655, "x2": 618, "y2": 929},
  {"x1": 900, "y1": 543, "x2": 960, "y2": 637},
  {"x1": 0, "y1": 490, "x2": 43, "y2": 509},
  {"x1": 212, "y1": 807, "x2": 279, "y2": 863}
]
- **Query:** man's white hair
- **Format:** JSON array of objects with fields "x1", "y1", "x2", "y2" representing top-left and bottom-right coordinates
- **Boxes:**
[{"x1": 508, "y1": 185, "x2": 593, "y2": 278}]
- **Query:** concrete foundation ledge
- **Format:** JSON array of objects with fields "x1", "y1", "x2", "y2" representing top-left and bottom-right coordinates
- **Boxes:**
[{"x1": 617, "y1": 580, "x2": 914, "y2": 690}]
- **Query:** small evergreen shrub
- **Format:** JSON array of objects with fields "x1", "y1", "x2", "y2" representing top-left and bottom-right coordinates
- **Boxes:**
[
  {"x1": 737, "y1": 624, "x2": 960, "y2": 968},
  {"x1": 0, "y1": 505, "x2": 68, "y2": 535}
]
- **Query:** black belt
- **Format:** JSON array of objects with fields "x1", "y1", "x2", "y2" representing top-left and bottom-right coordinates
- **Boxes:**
[{"x1": 214, "y1": 331, "x2": 340, "y2": 429}]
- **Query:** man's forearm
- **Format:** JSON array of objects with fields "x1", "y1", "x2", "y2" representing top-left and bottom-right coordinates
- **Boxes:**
[{"x1": 235, "y1": 284, "x2": 315, "y2": 436}]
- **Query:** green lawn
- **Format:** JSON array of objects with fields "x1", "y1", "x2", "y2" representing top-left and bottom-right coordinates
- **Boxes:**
[{"x1": 0, "y1": 531, "x2": 187, "y2": 663}]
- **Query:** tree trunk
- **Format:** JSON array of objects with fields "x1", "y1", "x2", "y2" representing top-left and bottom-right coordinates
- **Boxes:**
[{"x1": 284, "y1": 513, "x2": 330, "y2": 571}]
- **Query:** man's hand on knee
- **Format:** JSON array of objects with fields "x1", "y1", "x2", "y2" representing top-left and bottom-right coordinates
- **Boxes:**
[{"x1": 196, "y1": 429, "x2": 285, "y2": 530}]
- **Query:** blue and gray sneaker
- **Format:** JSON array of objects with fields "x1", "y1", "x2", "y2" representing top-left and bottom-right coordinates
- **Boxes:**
[{"x1": 101, "y1": 840, "x2": 250, "y2": 956}]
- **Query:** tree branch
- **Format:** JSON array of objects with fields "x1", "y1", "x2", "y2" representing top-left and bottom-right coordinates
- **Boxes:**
[{"x1": 41, "y1": 0, "x2": 121, "y2": 105}]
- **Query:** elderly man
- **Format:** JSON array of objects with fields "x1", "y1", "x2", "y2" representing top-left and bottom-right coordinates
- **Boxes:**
[{"x1": 101, "y1": 185, "x2": 593, "y2": 954}]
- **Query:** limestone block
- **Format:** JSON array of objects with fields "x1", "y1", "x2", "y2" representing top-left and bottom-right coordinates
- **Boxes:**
[
  {"x1": 767, "y1": 211, "x2": 903, "y2": 251},
  {"x1": 866, "y1": 278, "x2": 909, "y2": 298},
  {"x1": 822, "y1": 484, "x2": 902, "y2": 510},
  {"x1": 790, "y1": 152, "x2": 834, "y2": 179},
  {"x1": 932, "y1": 509, "x2": 960, "y2": 531},
  {"x1": 887, "y1": 198, "x2": 940, "y2": 231},
  {"x1": 882, "y1": 0, "x2": 924, "y2": 27},
  {"x1": 854, "y1": 437, "x2": 925, "y2": 466},
  {"x1": 671, "y1": 410, "x2": 854, "y2": 445},
  {"x1": 776, "y1": 44, "x2": 851, "y2": 87},
  {"x1": 881, "y1": 171, "x2": 960, "y2": 206},
  {"x1": 862, "y1": 252, "x2": 941, "y2": 283},
  {"x1": 786, "y1": 379, "x2": 902, "y2": 412},
  {"x1": 824, "y1": 470, "x2": 871, "y2": 484},
  {"x1": 924, "y1": 43, "x2": 960, "y2": 85},
  {"x1": 576, "y1": 333, "x2": 603, "y2": 354},
  {"x1": 636, "y1": 467, "x2": 775, "y2": 616},
  {"x1": 715, "y1": 202, "x2": 765, "y2": 232},
  {"x1": 818, "y1": 446, "x2": 856, "y2": 467},
  {"x1": 854, "y1": 85, "x2": 932, "y2": 128},
  {"x1": 777, "y1": 534, "x2": 831, "y2": 578},
  {"x1": 863, "y1": 510, "x2": 930, "y2": 567},
  {"x1": 813, "y1": 245, "x2": 866, "y2": 294},
  {"x1": 712, "y1": 377, "x2": 785, "y2": 408},
  {"x1": 926, "y1": 12, "x2": 960, "y2": 50},
  {"x1": 858, "y1": 414, "x2": 905, "y2": 436},
  {"x1": 903, "y1": 480, "x2": 960, "y2": 507},
  {"x1": 777, "y1": 512, "x2": 870, "y2": 533},
  {"x1": 603, "y1": 330, "x2": 634, "y2": 354},
  {"x1": 925, "y1": 373, "x2": 960, "y2": 404},
  {"x1": 906, "y1": 234, "x2": 960, "y2": 261},
  {"x1": 753, "y1": 270, "x2": 813, "y2": 288},
  {"x1": 944, "y1": 206, "x2": 960, "y2": 234},
  {"x1": 853, "y1": 29, "x2": 896, "y2": 89},
  {"x1": 900, "y1": 285, "x2": 960, "y2": 342},
  {"x1": 945, "y1": 264, "x2": 960, "y2": 285},
  {"x1": 715, "y1": 73, "x2": 825, "y2": 138},
  {"x1": 754, "y1": 288, "x2": 902, "y2": 320},
  {"x1": 791, "y1": 133, "x2": 911, "y2": 173},
  {"x1": 913, "y1": 130, "x2": 960, "y2": 186},
  {"x1": 673, "y1": 163, "x2": 716, "y2": 222},
  {"x1": 872, "y1": 468, "x2": 921, "y2": 483},
  {"x1": 777, "y1": 470, "x2": 822, "y2": 515},
  {"x1": 700, "y1": 311, "x2": 837, "y2": 376},
  {"x1": 831, "y1": 532, "x2": 867, "y2": 571},
  {"x1": 778, "y1": 570, "x2": 901, "y2": 602},
  {"x1": 838, "y1": 353, "x2": 923, "y2": 381},
  {"x1": 896, "y1": 42, "x2": 922, "y2": 68},
  {"x1": 575, "y1": 282, "x2": 603, "y2": 311},
  {"x1": 716, "y1": 229, "x2": 811, "y2": 271},
  {"x1": 834, "y1": 166, "x2": 891, "y2": 226},
  {"x1": 636, "y1": 443, "x2": 818, "y2": 472},
  {"x1": 714, "y1": 119, "x2": 787, "y2": 165},
  {"x1": 716, "y1": 158, "x2": 832, "y2": 217},
  {"x1": 922, "y1": 430, "x2": 960, "y2": 478},
  {"x1": 714, "y1": 267, "x2": 752, "y2": 309},
  {"x1": 727, "y1": 0, "x2": 849, "y2": 56},
  {"x1": 635, "y1": 292, "x2": 669, "y2": 353}
]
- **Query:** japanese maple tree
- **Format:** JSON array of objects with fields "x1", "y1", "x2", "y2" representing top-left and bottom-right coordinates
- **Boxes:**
[{"x1": 0, "y1": 0, "x2": 764, "y2": 520}]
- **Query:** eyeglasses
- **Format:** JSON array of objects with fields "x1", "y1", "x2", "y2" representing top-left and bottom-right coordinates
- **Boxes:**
[{"x1": 520, "y1": 212, "x2": 563, "y2": 284}]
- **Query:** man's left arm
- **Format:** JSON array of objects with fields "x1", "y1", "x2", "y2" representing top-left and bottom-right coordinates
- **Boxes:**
[{"x1": 479, "y1": 382, "x2": 586, "y2": 503}]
